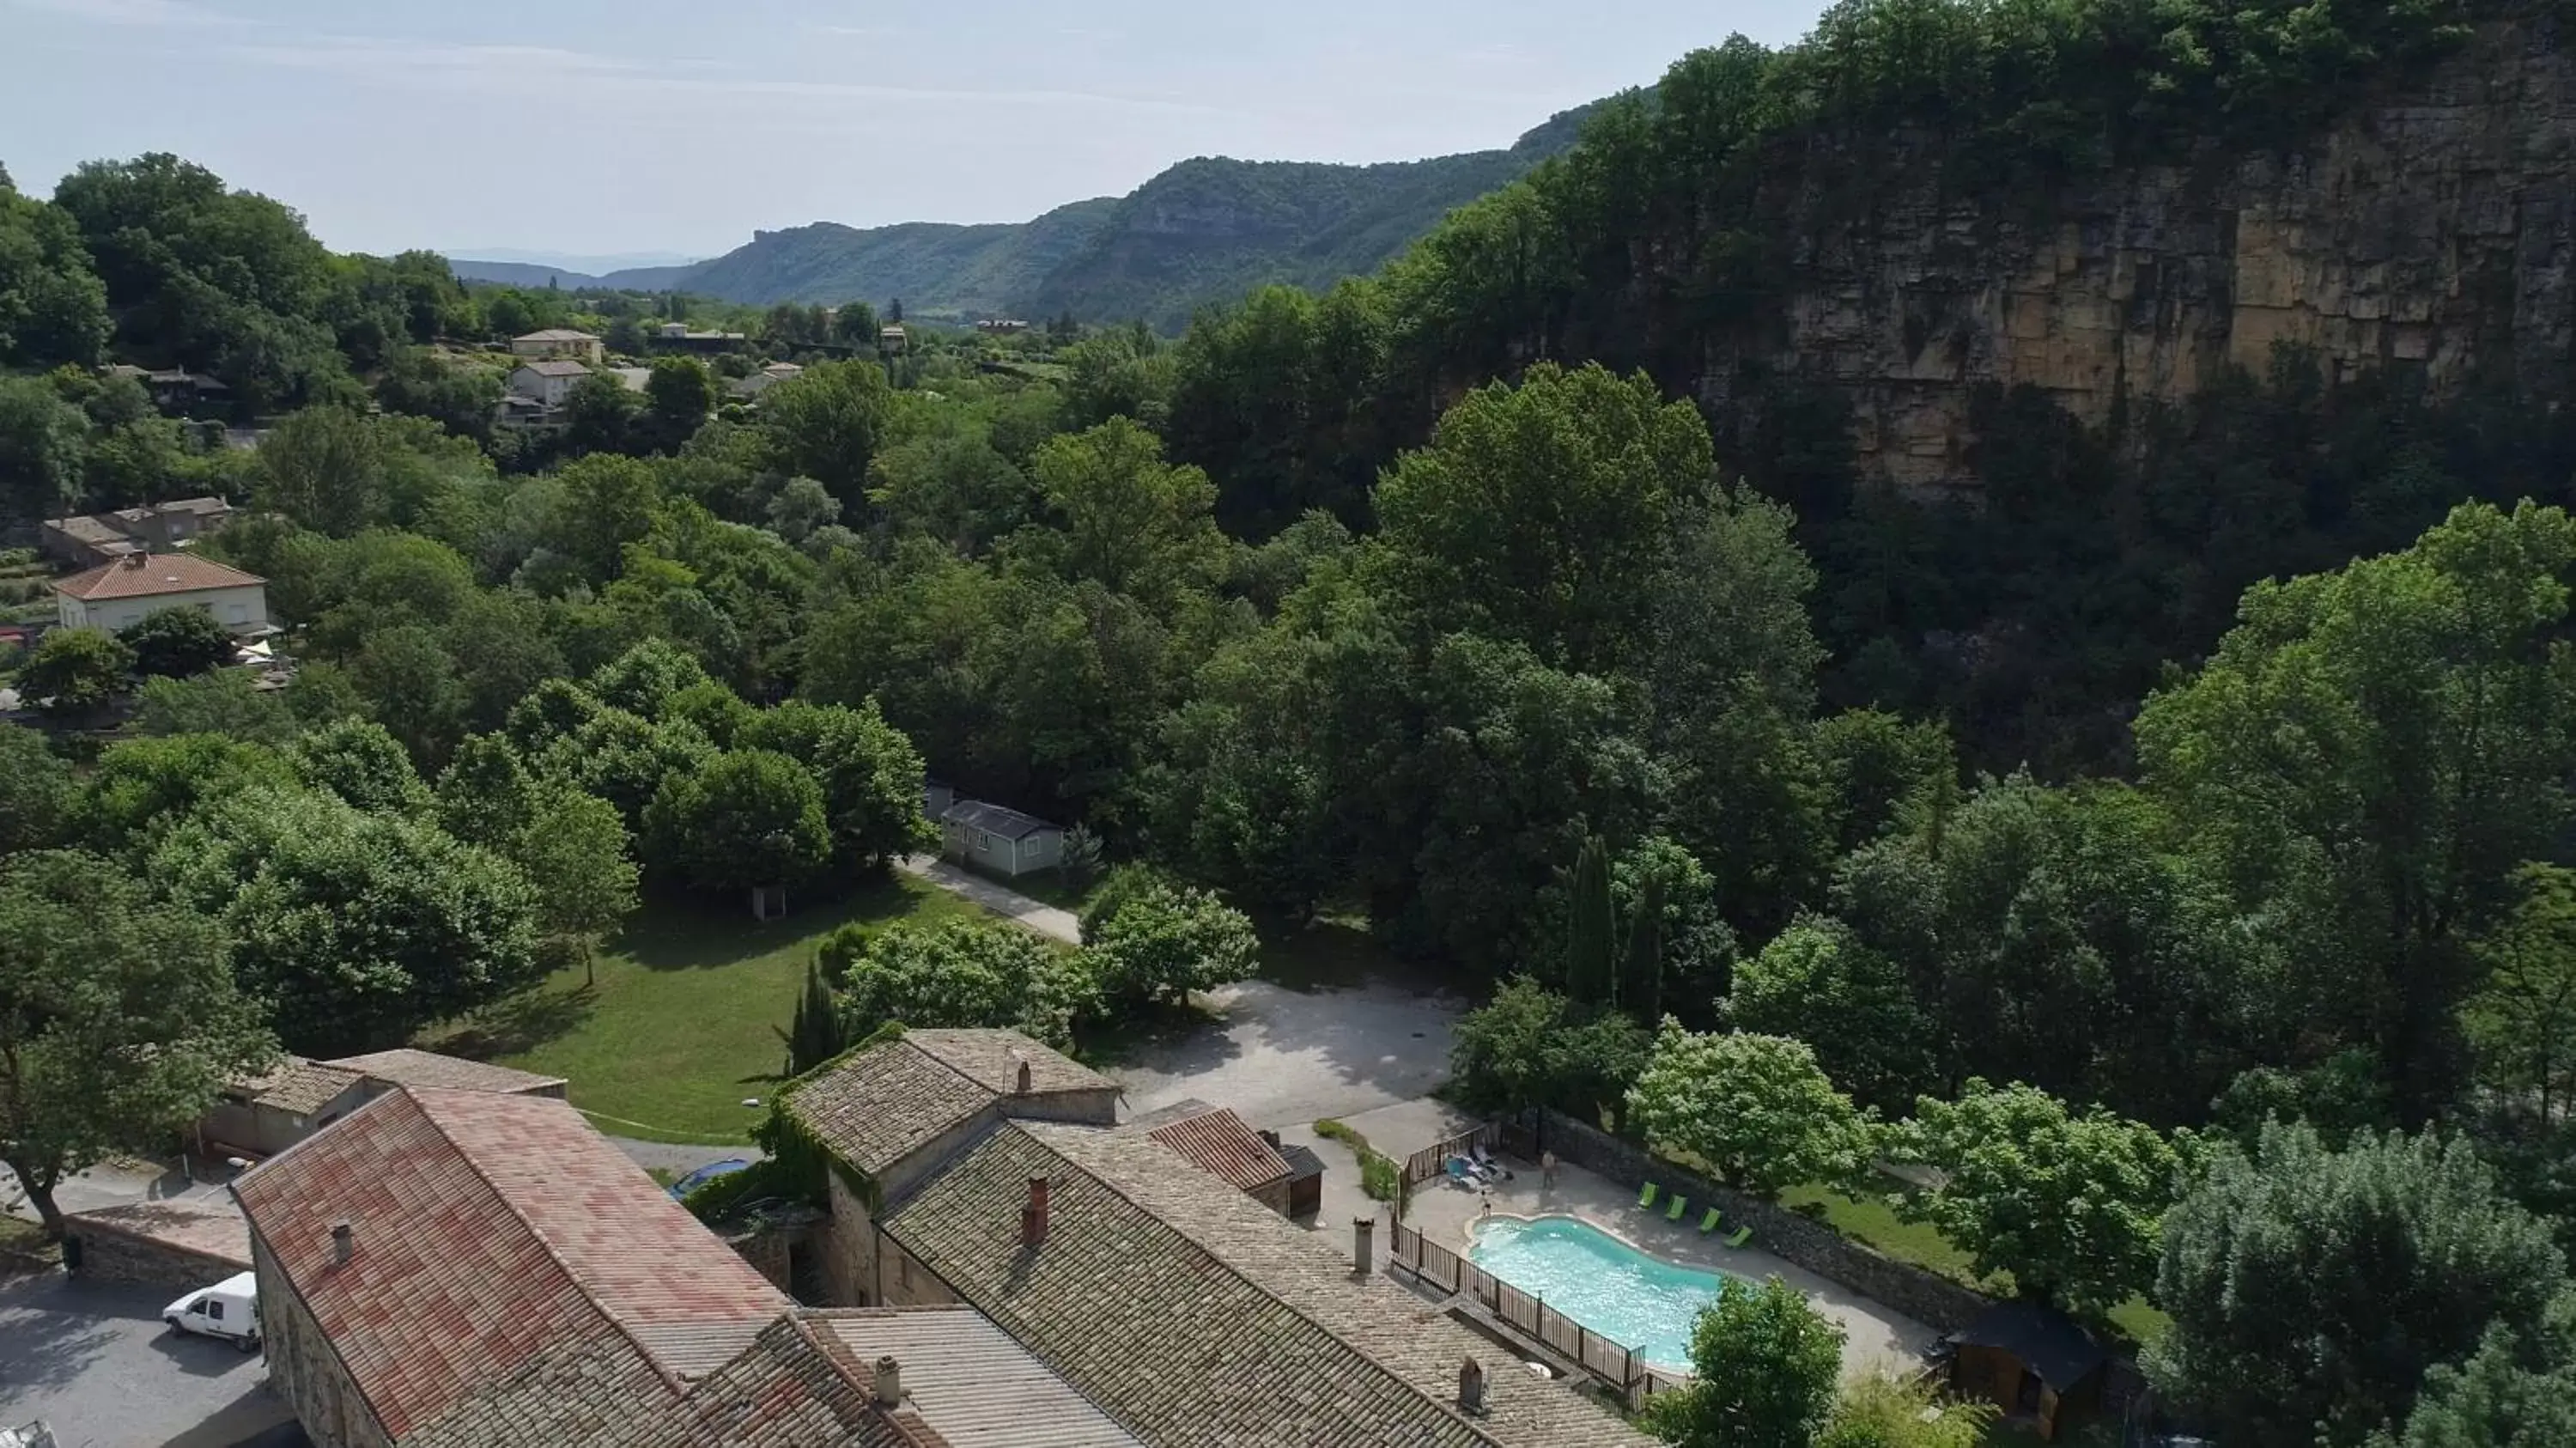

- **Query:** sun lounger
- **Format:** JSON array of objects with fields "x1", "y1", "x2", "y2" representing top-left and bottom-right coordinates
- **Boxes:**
[
  {"x1": 1664, "y1": 1195, "x2": 1688, "y2": 1221},
  {"x1": 1471, "y1": 1142, "x2": 1512, "y2": 1179},
  {"x1": 1722, "y1": 1224, "x2": 1753, "y2": 1248},
  {"x1": 1638, "y1": 1182, "x2": 1659, "y2": 1209},
  {"x1": 1698, "y1": 1208, "x2": 1722, "y2": 1233},
  {"x1": 1446, "y1": 1157, "x2": 1477, "y2": 1187}
]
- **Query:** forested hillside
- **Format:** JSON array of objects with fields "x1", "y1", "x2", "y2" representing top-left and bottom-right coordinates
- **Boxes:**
[{"x1": 618, "y1": 106, "x2": 1595, "y2": 326}]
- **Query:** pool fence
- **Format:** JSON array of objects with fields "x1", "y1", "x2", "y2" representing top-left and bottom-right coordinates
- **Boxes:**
[{"x1": 1386, "y1": 1213, "x2": 1692, "y2": 1406}]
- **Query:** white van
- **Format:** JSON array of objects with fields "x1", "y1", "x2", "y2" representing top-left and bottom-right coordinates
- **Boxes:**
[{"x1": 162, "y1": 1271, "x2": 259, "y2": 1351}]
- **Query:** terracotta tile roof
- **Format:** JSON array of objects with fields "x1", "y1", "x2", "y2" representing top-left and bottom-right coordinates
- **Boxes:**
[
  {"x1": 224, "y1": 1056, "x2": 367, "y2": 1116},
  {"x1": 326, "y1": 1048, "x2": 566, "y2": 1096},
  {"x1": 809, "y1": 1307, "x2": 1143, "y2": 1447},
  {"x1": 515, "y1": 329, "x2": 599, "y2": 343},
  {"x1": 66, "y1": 1198, "x2": 251, "y2": 1271},
  {"x1": 233, "y1": 1087, "x2": 787, "y2": 1439},
  {"x1": 54, "y1": 552, "x2": 264, "y2": 602},
  {"x1": 883, "y1": 1123, "x2": 1656, "y2": 1448},
  {"x1": 785, "y1": 1030, "x2": 1114, "y2": 1178},
  {"x1": 1145, "y1": 1105, "x2": 1292, "y2": 1195}
]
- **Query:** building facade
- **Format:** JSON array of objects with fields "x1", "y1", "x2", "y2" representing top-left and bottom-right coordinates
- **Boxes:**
[{"x1": 52, "y1": 553, "x2": 269, "y2": 635}]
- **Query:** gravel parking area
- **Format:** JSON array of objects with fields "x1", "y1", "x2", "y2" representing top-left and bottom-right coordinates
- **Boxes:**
[
  {"x1": 0, "y1": 1272, "x2": 297, "y2": 1448},
  {"x1": 1112, "y1": 978, "x2": 1465, "y2": 1130}
]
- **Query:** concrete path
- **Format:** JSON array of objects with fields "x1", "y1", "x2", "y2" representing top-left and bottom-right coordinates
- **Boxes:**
[
  {"x1": 896, "y1": 856, "x2": 1080, "y2": 944},
  {"x1": 611, "y1": 1137, "x2": 760, "y2": 1177},
  {"x1": 3, "y1": 1159, "x2": 228, "y2": 1229}
]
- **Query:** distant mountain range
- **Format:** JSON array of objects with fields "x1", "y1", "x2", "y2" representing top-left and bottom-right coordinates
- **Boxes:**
[{"x1": 448, "y1": 102, "x2": 1601, "y2": 330}]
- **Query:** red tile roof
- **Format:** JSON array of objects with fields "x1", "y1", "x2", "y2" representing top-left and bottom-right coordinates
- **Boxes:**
[
  {"x1": 1146, "y1": 1106, "x2": 1292, "y2": 1194},
  {"x1": 233, "y1": 1087, "x2": 786, "y2": 1439},
  {"x1": 53, "y1": 552, "x2": 264, "y2": 602}
]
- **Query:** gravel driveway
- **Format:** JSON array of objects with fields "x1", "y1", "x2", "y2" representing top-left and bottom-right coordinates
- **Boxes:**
[
  {"x1": 0, "y1": 1273, "x2": 297, "y2": 1448},
  {"x1": 1112, "y1": 978, "x2": 1465, "y2": 1132}
]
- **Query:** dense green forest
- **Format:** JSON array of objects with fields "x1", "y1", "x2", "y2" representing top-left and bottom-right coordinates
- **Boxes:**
[{"x1": 10, "y1": 0, "x2": 2576, "y2": 1441}]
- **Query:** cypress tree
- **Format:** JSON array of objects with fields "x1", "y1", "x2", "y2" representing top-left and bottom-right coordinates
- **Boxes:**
[
  {"x1": 1621, "y1": 869, "x2": 1665, "y2": 1023},
  {"x1": 1565, "y1": 836, "x2": 1616, "y2": 1007},
  {"x1": 777, "y1": 956, "x2": 848, "y2": 1076}
]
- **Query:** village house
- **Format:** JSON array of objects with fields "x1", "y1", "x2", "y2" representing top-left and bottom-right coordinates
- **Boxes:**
[
  {"x1": 653, "y1": 322, "x2": 748, "y2": 352},
  {"x1": 939, "y1": 800, "x2": 1064, "y2": 879},
  {"x1": 40, "y1": 496, "x2": 234, "y2": 568},
  {"x1": 52, "y1": 551, "x2": 268, "y2": 635},
  {"x1": 509, "y1": 328, "x2": 604, "y2": 363},
  {"x1": 780, "y1": 1028, "x2": 1656, "y2": 1447},
  {"x1": 1132, "y1": 1099, "x2": 1321, "y2": 1220},
  {"x1": 609, "y1": 365, "x2": 653, "y2": 393},
  {"x1": 196, "y1": 1049, "x2": 565, "y2": 1162},
  {"x1": 507, "y1": 358, "x2": 593, "y2": 407},
  {"x1": 231, "y1": 1086, "x2": 1136, "y2": 1447},
  {"x1": 731, "y1": 362, "x2": 804, "y2": 399}
]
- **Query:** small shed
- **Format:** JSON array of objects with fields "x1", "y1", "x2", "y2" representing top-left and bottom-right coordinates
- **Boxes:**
[
  {"x1": 1950, "y1": 1301, "x2": 2109, "y2": 1441},
  {"x1": 940, "y1": 800, "x2": 1063, "y2": 879},
  {"x1": 198, "y1": 1057, "x2": 371, "y2": 1159},
  {"x1": 1273, "y1": 1136, "x2": 1327, "y2": 1220}
]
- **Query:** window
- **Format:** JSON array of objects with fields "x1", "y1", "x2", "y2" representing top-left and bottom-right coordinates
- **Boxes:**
[
  {"x1": 205, "y1": 1300, "x2": 224, "y2": 1322},
  {"x1": 223, "y1": 604, "x2": 248, "y2": 624},
  {"x1": 187, "y1": 1298, "x2": 207, "y2": 1315}
]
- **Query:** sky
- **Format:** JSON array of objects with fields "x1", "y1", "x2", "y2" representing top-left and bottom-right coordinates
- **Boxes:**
[{"x1": 2, "y1": 0, "x2": 1825, "y2": 262}]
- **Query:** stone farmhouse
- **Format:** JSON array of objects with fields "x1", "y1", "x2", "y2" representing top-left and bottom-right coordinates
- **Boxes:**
[{"x1": 230, "y1": 1028, "x2": 1655, "y2": 1447}]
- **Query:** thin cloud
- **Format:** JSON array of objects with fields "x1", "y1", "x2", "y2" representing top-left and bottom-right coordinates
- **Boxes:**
[{"x1": 11, "y1": 0, "x2": 252, "y2": 26}]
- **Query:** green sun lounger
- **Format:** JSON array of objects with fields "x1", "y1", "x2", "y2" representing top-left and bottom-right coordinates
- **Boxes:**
[
  {"x1": 1638, "y1": 1182, "x2": 1659, "y2": 1209},
  {"x1": 1722, "y1": 1224, "x2": 1753, "y2": 1249},
  {"x1": 1664, "y1": 1195, "x2": 1688, "y2": 1221},
  {"x1": 1698, "y1": 1207, "x2": 1722, "y2": 1233}
]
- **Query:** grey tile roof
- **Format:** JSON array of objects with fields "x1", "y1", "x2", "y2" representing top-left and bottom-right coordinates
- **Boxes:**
[
  {"x1": 884, "y1": 1123, "x2": 1655, "y2": 1448},
  {"x1": 939, "y1": 801, "x2": 1058, "y2": 841},
  {"x1": 224, "y1": 1056, "x2": 366, "y2": 1116},
  {"x1": 786, "y1": 1031, "x2": 1114, "y2": 1178},
  {"x1": 811, "y1": 1307, "x2": 1144, "y2": 1447},
  {"x1": 326, "y1": 1048, "x2": 566, "y2": 1096}
]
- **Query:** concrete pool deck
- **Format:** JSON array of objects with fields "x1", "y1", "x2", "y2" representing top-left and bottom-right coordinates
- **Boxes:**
[{"x1": 1406, "y1": 1152, "x2": 1938, "y2": 1381}]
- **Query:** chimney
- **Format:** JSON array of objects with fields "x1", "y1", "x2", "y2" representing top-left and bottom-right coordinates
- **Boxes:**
[
  {"x1": 1458, "y1": 1358, "x2": 1487, "y2": 1415},
  {"x1": 1352, "y1": 1216, "x2": 1375, "y2": 1276},
  {"x1": 122, "y1": 551, "x2": 149, "y2": 569},
  {"x1": 330, "y1": 1220, "x2": 354, "y2": 1265},
  {"x1": 1021, "y1": 1176, "x2": 1049, "y2": 1247},
  {"x1": 1014, "y1": 1057, "x2": 1032, "y2": 1095},
  {"x1": 872, "y1": 1354, "x2": 902, "y2": 1408}
]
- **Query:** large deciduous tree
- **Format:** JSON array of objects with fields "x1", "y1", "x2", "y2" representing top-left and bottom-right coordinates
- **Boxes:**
[
  {"x1": 2148, "y1": 1122, "x2": 2573, "y2": 1446},
  {"x1": 1078, "y1": 865, "x2": 1259, "y2": 1007},
  {"x1": 737, "y1": 699, "x2": 934, "y2": 872},
  {"x1": 2464, "y1": 864, "x2": 2576, "y2": 1129},
  {"x1": 827, "y1": 919, "x2": 1096, "y2": 1047},
  {"x1": 1627, "y1": 1025, "x2": 1869, "y2": 1195},
  {"x1": 0, "y1": 850, "x2": 274, "y2": 1235},
  {"x1": 154, "y1": 787, "x2": 543, "y2": 1055},
  {"x1": 20, "y1": 626, "x2": 134, "y2": 717},
  {"x1": 118, "y1": 605, "x2": 237, "y2": 678},
  {"x1": 1728, "y1": 916, "x2": 1935, "y2": 1114},
  {"x1": 2136, "y1": 502, "x2": 2576, "y2": 1123},
  {"x1": 762, "y1": 358, "x2": 891, "y2": 507},
  {"x1": 1896, "y1": 1080, "x2": 2186, "y2": 1315},
  {"x1": 641, "y1": 750, "x2": 831, "y2": 897},
  {"x1": 1643, "y1": 1276, "x2": 1846, "y2": 1448},
  {"x1": 0, "y1": 724, "x2": 77, "y2": 858}
]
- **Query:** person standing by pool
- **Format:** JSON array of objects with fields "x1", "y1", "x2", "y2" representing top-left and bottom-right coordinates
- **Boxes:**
[{"x1": 1540, "y1": 1149, "x2": 1557, "y2": 1191}]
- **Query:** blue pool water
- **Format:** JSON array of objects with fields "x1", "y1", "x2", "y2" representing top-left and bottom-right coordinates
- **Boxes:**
[{"x1": 1467, "y1": 1215, "x2": 1733, "y2": 1371}]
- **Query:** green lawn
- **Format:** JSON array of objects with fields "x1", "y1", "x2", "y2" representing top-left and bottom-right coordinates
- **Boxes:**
[
  {"x1": 1780, "y1": 1181, "x2": 2172, "y2": 1347},
  {"x1": 424, "y1": 874, "x2": 982, "y2": 1144}
]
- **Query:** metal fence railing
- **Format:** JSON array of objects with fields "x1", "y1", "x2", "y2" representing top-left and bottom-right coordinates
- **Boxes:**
[
  {"x1": 1401, "y1": 1123, "x2": 1501, "y2": 1186},
  {"x1": 1388, "y1": 1214, "x2": 1693, "y2": 1406}
]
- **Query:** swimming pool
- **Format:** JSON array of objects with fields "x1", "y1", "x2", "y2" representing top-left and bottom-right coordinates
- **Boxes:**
[{"x1": 1467, "y1": 1215, "x2": 1732, "y2": 1372}]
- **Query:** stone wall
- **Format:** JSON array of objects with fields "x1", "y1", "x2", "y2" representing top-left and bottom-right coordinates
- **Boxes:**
[
  {"x1": 252, "y1": 1231, "x2": 393, "y2": 1448},
  {"x1": 1526, "y1": 1110, "x2": 1991, "y2": 1333},
  {"x1": 64, "y1": 1202, "x2": 250, "y2": 1289},
  {"x1": 1674, "y1": 15, "x2": 2576, "y2": 492}
]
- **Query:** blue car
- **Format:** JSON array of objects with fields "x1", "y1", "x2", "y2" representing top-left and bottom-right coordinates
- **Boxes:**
[{"x1": 666, "y1": 1158, "x2": 751, "y2": 1200}]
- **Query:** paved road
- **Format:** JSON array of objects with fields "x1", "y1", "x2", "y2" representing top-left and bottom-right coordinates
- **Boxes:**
[
  {"x1": 1113, "y1": 978, "x2": 1465, "y2": 1133},
  {"x1": 895, "y1": 856, "x2": 1081, "y2": 944},
  {"x1": 0, "y1": 1273, "x2": 297, "y2": 1448}
]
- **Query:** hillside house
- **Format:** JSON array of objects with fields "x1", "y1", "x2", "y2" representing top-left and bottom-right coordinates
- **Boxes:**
[
  {"x1": 732, "y1": 362, "x2": 804, "y2": 399},
  {"x1": 52, "y1": 552, "x2": 268, "y2": 635},
  {"x1": 939, "y1": 800, "x2": 1062, "y2": 879},
  {"x1": 878, "y1": 325, "x2": 907, "y2": 355},
  {"x1": 40, "y1": 497, "x2": 234, "y2": 567},
  {"x1": 508, "y1": 359, "x2": 592, "y2": 407},
  {"x1": 509, "y1": 328, "x2": 603, "y2": 363}
]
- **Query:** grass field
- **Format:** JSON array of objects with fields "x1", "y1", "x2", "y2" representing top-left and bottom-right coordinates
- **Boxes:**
[{"x1": 425, "y1": 874, "x2": 983, "y2": 1144}]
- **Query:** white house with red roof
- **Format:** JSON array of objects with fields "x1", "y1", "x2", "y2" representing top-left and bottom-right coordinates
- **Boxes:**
[{"x1": 52, "y1": 551, "x2": 268, "y2": 635}]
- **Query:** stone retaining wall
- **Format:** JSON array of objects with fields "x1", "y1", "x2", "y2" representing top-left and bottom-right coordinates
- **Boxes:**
[
  {"x1": 1524, "y1": 1109, "x2": 1991, "y2": 1332},
  {"x1": 67, "y1": 1211, "x2": 249, "y2": 1289}
]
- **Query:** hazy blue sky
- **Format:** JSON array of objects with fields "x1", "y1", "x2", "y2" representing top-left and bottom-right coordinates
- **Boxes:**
[{"x1": 3, "y1": 0, "x2": 1822, "y2": 260}]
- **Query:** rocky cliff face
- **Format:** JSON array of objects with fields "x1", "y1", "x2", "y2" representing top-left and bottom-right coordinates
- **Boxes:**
[{"x1": 1707, "y1": 18, "x2": 2576, "y2": 493}]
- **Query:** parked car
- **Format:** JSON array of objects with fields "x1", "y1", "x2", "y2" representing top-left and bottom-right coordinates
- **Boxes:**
[
  {"x1": 162, "y1": 1270, "x2": 259, "y2": 1351},
  {"x1": 2, "y1": 1421, "x2": 59, "y2": 1448},
  {"x1": 667, "y1": 1159, "x2": 752, "y2": 1200}
]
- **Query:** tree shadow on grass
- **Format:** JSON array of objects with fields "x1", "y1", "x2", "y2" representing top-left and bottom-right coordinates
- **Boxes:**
[
  {"x1": 618, "y1": 879, "x2": 925, "y2": 974},
  {"x1": 433, "y1": 984, "x2": 598, "y2": 1061},
  {"x1": 1078, "y1": 997, "x2": 1233, "y2": 1071}
]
